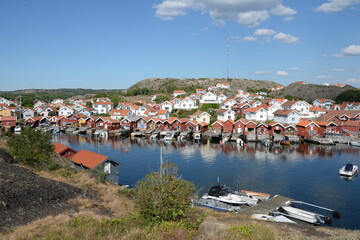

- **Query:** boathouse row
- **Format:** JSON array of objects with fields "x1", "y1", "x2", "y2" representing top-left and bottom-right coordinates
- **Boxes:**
[{"x1": 23, "y1": 114, "x2": 359, "y2": 138}]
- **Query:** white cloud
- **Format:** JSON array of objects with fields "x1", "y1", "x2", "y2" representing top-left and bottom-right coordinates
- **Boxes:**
[
  {"x1": 154, "y1": 0, "x2": 297, "y2": 26},
  {"x1": 341, "y1": 45, "x2": 360, "y2": 56},
  {"x1": 289, "y1": 67, "x2": 299, "y2": 71},
  {"x1": 271, "y1": 4, "x2": 297, "y2": 16},
  {"x1": 276, "y1": 70, "x2": 289, "y2": 76},
  {"x1": 331, "y1": 68, "x2": 345, "y2": 72},
  {"x1": 237, "y1": 10, "x2": 269, "y2": 26},
  {"x1": 273, "y1": 32, "x2": 299, "y2": 43},
  {"x1": 316, "y1": 75, "x2": 332, "y2": 79},
  {"x1": 243, "y1": 36, "x2": 257, "y2": 42},
  {"x1": 332, "y1": 45, "x2": 360, "y2": 58},
  {"x1": 254, "y1": 28, "x2": 276, "y2": 36},
  {"x1": 305, "y1": 61, "x2": 312, "y2": 64},
  {"x1": 254, "y1": 70, "x2": 271, "y2": 74},
  {"x1": 154, "y1": 0, "x2": 193, "y2": 20},
  {"x1": 315, "y1": 0, "x2": 360, "y2": 13}
]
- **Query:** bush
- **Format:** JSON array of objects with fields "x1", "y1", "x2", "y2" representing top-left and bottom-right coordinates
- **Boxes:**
[
  {"x1": 135, "y1": 162, "x2": 196, "y2": 223},
  {"x1": 336, "y1": 89, "x2": 360, "y2": 103},
  {"x1": 7, "y1": 128, "x2": 55, "y2": 169}
]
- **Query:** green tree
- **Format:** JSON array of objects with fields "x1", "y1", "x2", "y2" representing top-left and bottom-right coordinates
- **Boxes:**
[
  {"x1": 7, "y1": 128, "x2": 55, "y2": 169},
  {"x1": 336, "y1": 90, "x2": 360, "y2": 103},
  {"x1": 135, "y1": 162, "x2": 196, "y2": 223}
]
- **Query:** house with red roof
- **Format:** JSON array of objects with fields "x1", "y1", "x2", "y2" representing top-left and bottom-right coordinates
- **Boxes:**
[
  {"x1": 234, "y1": 118, "x2": 247, "y2": 134},
  {"x1": 268, "y1": 122, "x2": 286, "y2": 136},
  {"x1": 53, "y1": 142, "x2": 77, "y2": 159},
  {"x1": 309, "y1": 106, "x2": 327, "y2": 118},
  {"x1": 216, "y1": 82, "x2": 230, "y2": 89},
  {"x1": 296, "y1": 120, "x2": 321, "y2": 137},
  {"x1": 256, "y1": 123, "x2": 269, "y2": 136},
  {"x1": 211, "y1": 120, "x2": 223, "y2": 133},
  {"x1": 245, "y1": 107, "x2": 268, "y2": 122},
  {"x1": 93, "y1": 101, "x2": 114, "y2": 114},
  {"x1": 273, "y1": 109, "x2": 301, "y2": 124},
  {"x1": 109, "y1": 109, "x2": 133, "y2": 120},
  {"x1": 0, "y1": 116, "x2": 17, "y2": 127},
  {"x1": 312, "y1": 99, "x2": 335, "y2": 110},
  {"x1": 222, "y1": 119, "x2": 234, "y2": 133},
  {"x1": 173, "y1": 90, "x2": 186, "y2": 97},
  {"x1": 71, "y1": 149, "x2": 119, "y2": 183},
  {"x1": 189, "y1": 111, "x2": 211, "y2": 124}
]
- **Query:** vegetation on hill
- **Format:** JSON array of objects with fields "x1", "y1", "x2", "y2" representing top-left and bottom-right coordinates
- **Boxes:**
[
  {"x1": 7, "y1": 128, "x2": 56, "y2": 170},
  {"x1": 270, "y1": 83, "x2": 355, "y2": 102},
  {"x1": 335, "y1": 89, "x2": 360, "y2": 103}
]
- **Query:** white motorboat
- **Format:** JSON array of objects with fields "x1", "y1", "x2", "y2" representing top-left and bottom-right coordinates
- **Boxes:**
[
  {"x1": 350, "y1": 141, "x2": 360, "y2": 147},
  {"x1": 202, "y1": 185, "x2": 259, "y2": 206},
  {"x1": 14, "y1": 125, "x2": 22, "y2": 133},
  {"x1": 195, "y1": 198, "x2": 242, "y2": 212},
  {"x1": 339, "y1": 163, "x2": 359, "y2": 177}
]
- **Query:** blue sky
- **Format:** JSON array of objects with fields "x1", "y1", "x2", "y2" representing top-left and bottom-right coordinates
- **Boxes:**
[{"x1": 1, "y1": 0, "x2": 360, "y2": 91}]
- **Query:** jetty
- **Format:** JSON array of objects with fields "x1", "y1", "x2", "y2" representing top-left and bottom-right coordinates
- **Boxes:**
[
  {"x1": 305, "y1": 137, "x2": 335, "y2": 145},
  {"x1": 242, "y1": 195, "x2": 293, "y2": 215}
]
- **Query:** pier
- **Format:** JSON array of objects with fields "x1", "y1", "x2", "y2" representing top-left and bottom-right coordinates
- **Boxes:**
[{"x1": 242, "y1": 195, "x2": 293, "y2": 215}]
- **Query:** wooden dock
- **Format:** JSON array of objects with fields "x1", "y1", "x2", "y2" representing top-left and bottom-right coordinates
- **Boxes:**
[{"x1": 242, "y1": 195, "x2": 293, "y2": 215}]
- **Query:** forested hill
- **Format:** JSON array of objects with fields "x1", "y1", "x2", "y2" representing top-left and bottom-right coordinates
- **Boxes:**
[
  {"x1": 128, "y1": 78, "x2": 281, "y2": 95},
  {"x1": 269, "y1": 83, "x2": 356, "y2": 101}
]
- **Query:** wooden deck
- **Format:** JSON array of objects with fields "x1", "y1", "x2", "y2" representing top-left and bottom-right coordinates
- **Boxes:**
[{"x1": 242, "y1": 195, "x2": 293, "y2": 215}]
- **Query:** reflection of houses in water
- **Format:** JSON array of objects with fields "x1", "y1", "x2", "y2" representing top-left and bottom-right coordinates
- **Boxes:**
[
  {"x1": 178, "y1": 145, "x2": 197, "y2": 159},
  {"x1": 199, "y1": 143, "x2": 219, "y2": 164}
]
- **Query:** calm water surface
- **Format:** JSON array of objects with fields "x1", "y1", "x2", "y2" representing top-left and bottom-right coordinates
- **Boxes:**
[{"x1": 53, "y1": 134, "x2": 360, "y2": 230}]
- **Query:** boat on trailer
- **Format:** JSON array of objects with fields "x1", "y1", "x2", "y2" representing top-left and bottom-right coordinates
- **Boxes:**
[
  {"x1": 339, "y1": 163, "x2": 359, "y2": 177},
  {"x1": 202, "y1": 185, "x2": 259, "y2": 206}
]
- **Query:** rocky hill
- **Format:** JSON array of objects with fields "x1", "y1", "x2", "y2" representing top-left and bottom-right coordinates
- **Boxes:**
[
  {"x1": 270, "y1": 83, "x2": 356, "y2": 101},
  {"x1": 129, "y1": 78, "x2": 282, "y2": 94}
]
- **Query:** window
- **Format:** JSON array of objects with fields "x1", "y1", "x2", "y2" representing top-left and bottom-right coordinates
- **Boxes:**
[{"x1": 228, "y1": 116, "x2": 231, "y2": 119}]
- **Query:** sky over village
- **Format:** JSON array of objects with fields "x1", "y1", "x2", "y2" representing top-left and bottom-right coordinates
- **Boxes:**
[{"x1": 0, "y1": 0, "x2": 360, "y2": 91}]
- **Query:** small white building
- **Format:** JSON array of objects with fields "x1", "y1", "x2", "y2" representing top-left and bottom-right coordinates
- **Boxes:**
[
  {"x1": 161, "y1": 100, "x2": 174, "y2": 113},
  {"x1": 173, "y1": 90, "x2": 186, "y2": 97},
  {"x1": 216, "y1": 82, "x2": 230, "y2": 89},
  {"x1": 189, "y1": 111, "x2": 211, "y2": 124},
  {"x1": 245, "y1": 107, "x2": 268, "y2": 122},
  {"x1": 176, "y1": 97, "x2": 198, "y2": 110}
]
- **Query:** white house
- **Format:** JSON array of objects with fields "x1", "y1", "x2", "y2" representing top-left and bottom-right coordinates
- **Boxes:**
[
  {"x1": 51, "y1": 99, "x2": 64, "y2": 105},
  {"x1": 217, "y1": 109, "x2": 235, "y2": 121},
  {"x1": 0, "y1": 97, "x2": 13, "y2": 106},
  {"x1": 245, "y1": 107, "x2": 268, "y2": 122},
  {"x1": 200, "y1": 91, "x2": 218, "y2": 104},
  {"x1": 281, "y1": 100, "x2": 311, "y2": 115},
  {"x1": 109, "y1": 109, "x2": 134, "y2": 120},
  {"x1": 176, "y1": 97, "x2": 198, "y2": 110},
  {"x1": 161, "y1": 100, "x2": 174, "y2": 112},
  {"x1": 236, "y1": 90, "x2": 250, "y2": 98},
  {"x1": 309, "y1": 107, "x2": 327, "y2": 118},
  {"x1": 216, "y1": 82, "x2": 230, "y2": 89},
  {"x1": 312, "y1": 99, "x2": 335, "y2": 110},
  {"x1": 217, "y1": 94, "x2": 228, "y2": 103},
  {"x1": 273, "y1": 109, "x2": 301, "y2": 124},
  {"x1": 221, "y1": 97, "x2": 238, "y2": 109},
  {"x1": 173, "y1": 90, "x2": 186, "y2": 97},
  {"x1": 22, "y1": 108, "x2": 36, "y2": 119},
  {"x1": 93, "y1": 101, "x2": 113, "y2": 114},
  {"x1": 34, "y1": 100, "x2": 46, "y2": 108},
  {"x1": 135, "y1": 106, "x2": 147, "y2": 116},
  {"x1": 156, "y1": 110, "x2": 170, "y2": 119},
  {"x1": 59, "y1": 106, "x2": 74, "y2": 116}
]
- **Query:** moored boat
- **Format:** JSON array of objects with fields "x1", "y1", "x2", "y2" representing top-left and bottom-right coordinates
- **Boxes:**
[
  {"x1": 240, "y1": 190, "x2": 271, "y2": 201},
  {"x1": 280, "y1": 139, "x2": 291, "y2": 145},
  {"x1": 278, "y1": 206, "x2": 326, "y2": 224},
  {"x1": 339, "y1": 163, "x2": 359, "y2": 177},
  {"x1": 202, "y1": 185, "x2": 259, "y2": 206},
  {"x1": 195, "y1": 198, "x2": 242, "y2": 212},
  {"x1": 350, "y1": 141, "x2": 360, "y2": 147}
]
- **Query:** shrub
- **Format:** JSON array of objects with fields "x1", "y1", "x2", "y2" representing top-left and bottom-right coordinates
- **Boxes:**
[
  {"x1": 135, "y1": 162, "x2": 196, "y2": 223},
  {"x1": 7, "y1": 127, "x2": 55, "y2": 169}
]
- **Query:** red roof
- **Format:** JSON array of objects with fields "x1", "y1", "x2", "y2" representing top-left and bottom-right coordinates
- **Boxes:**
[
  {"x1": 71, "y1": 150, "x2": 109, "y2": 168},
  {"x1": 53, "y1": 142, "x2": 77, "y2": 155},
  {"x1": 310, "y1": 106, "x2": 327, "y2": 112},
  {"x1": 93, "y1": 101, "x2": 113, "y2": 105},
  {"x1": 0, "y1": 116, "x2": 17, "y2": 121}
]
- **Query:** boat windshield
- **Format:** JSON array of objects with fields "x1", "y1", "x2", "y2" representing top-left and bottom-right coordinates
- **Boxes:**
[
  {"x1": 345, "y1": 164, "x2": 353, "y2": 171},
  {"x1": 208, "y1": 185, "x2": 231, "y2": 197}
]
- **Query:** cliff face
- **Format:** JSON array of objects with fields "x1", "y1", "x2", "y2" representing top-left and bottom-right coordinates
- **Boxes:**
[
  {"x1": 270, "y1": 83, "x2": 356, "y2": 101},
  {"x1": 0, "y1": 151, "x2": 82, "y2": 233}
]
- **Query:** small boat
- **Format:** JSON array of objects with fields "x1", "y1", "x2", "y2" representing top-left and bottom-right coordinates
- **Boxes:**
[
  {"x1": 14, "y1": 125, "x2": 22, "y2": 133},
  {"x1": 280, "y1": 139, "x2": 291, "y2": 145},
  {"x1": 202, "y1": 185, "x2": 259, "y2": 206},
  {"x1": 194, "y1": 132, "x2": 201, "y2": 143},
  {"x1": 278, "y1": 206, "x2": 325, "y2": 224},
  {"x1": 339, "y1": 163, "x2": 359, "y2": 177},
  {"x1": 251, "y1": 214, "x2": 296, "y2": 224},
  {"x1": 240, "y1": 190, "x2": 271, "y2": 201},
  {"x1": 350, "y1": 141, "x2": 360, "y2": 147}
]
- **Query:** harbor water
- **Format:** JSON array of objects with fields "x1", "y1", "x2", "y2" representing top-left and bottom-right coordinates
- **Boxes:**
[{"x1": 53, "y1": 134, "x2": 360, "y2": 230}]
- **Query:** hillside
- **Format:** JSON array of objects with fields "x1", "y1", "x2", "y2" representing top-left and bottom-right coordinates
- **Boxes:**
[
  {"x1": 129, "y1": 78, "x2": 282, "y2": 95},
  {"x1": 0, "y1": 88, "x2": 123, "y2": 95},
  {"x1": 270, "y1": 83, "x2": 356, "y2": 101}
]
